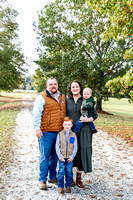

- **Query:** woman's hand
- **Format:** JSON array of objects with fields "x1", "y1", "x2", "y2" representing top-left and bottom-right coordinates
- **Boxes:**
[{"x1": 80, "y1": 115, "x2": 94, "y2": 123}]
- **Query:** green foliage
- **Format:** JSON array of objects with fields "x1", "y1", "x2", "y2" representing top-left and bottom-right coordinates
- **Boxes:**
[
  {"x1": 32, "y1": 68, "x2": 47, "y2": 92},
  {"x1": 22, "y1": 76, "x2": 34, "y2": 90},
  {"x1": 0, "y1": 1, "x2": 26, "y2": 91},
  {"x1": 87, "y1": 0, "x2": 133, "y2": 59},
  {"x1": 34, "y1": 0, "x2": 132, "y2": 109},
  {"x1": 106, "y1": 69, "x2": 133, "y2": 100}
]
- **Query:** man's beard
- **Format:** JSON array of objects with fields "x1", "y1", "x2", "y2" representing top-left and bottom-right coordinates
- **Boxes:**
[{"x1": 51, "y1": 88, "x2": 57, "y2": 94}]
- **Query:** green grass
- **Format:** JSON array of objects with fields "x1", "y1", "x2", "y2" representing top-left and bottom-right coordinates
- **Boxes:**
[
  {"x1": 95, "y1": 113, "x2": 132, "y2": 139},
  {"x1": 95, "y1": 98, "x2": 133, "y2": 143},
  {"x1": 0, "y1": 102, "x2": 5, "y2": 106},
  {"x1": 102, "y1": 98, "x2": 133, "y2": 117},
  {"x1": 1, "y1": 92, "x2": 23, "y2": 98},
  {"x1": 1, "y1": 91, "x2": 37, "y2": 100},
  {"x1": 0, "y1": 109, "x2": 19, "y2": 169}
]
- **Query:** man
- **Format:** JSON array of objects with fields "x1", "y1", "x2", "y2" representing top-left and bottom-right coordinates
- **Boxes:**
[{"x1": 33, "y1": 77, "x2": 66, "y2": 190}]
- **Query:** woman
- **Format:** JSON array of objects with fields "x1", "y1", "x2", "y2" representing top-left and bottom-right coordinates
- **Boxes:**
[{"x1": 66, "y1": 80, "x2": 98, "y2": 188}]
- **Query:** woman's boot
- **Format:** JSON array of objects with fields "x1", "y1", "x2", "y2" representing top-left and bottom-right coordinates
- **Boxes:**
[
  {"x1": 71, "y1": 178, "x2": 75, "y2": 187},
  {"x1": 76, "y1": 172, "x2": 84, "y2": 188}
]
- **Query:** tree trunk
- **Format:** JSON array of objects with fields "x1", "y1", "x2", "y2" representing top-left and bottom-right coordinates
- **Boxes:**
[{"x1": 96, "y1": 98, "x2": 102, "y2": 110}]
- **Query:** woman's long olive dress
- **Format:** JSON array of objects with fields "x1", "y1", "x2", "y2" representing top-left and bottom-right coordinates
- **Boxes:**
[{"x1": 66, "y1": 96, "x2": 98, "y2": 173}]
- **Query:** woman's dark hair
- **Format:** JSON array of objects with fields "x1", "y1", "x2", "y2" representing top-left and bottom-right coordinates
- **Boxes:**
[{"x1": 67, "y1": 80, "x2": 83, "y2": 97}]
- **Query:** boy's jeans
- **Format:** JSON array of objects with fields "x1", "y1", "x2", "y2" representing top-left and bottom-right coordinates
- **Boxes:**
[
  {"x1": 58, "y1": 159, "x2": 73, "y2": 188},
  {"x1": 38, "y1": 132, "x2": 58, "y2": 182}
]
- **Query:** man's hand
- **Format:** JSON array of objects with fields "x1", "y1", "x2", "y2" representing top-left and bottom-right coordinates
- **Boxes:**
[
  {"x1": 36, "y1": 129, "x2": 43, "y2": 139},
  {"x1": 60, "y1": 157, "x2": 65, "y2": 162}
]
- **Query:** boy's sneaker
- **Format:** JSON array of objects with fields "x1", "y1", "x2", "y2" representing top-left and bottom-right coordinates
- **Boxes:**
[
  {"x1": 66, "y1": 187, "x2": 71, "y2": 193},
  {"x1": 58, "y1": 187, "x2": 64, "y2": 194}
]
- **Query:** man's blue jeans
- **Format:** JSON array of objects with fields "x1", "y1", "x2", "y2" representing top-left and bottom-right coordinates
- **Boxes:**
[
  {"x1": 58, "y1": 159, "x2": 73, "y2": 188},
  {"x1": 38, "y1": 132, "x2": 58, "y2": 182}
]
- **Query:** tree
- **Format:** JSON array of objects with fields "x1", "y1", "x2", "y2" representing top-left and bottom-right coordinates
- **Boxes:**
[
  {"x1": 87, "y1": 0, "x2": 133, "y2": 59},
  {"x1": 0, "y1": 0, "x2": 26, "y2": 91},
  {"x1": 35, "y1": 0, "x2": 132, "y2": 110},
  {"x1": 32, "y1": 68, "x2": 47, "y2": 92},
  {"x1": 22, "y1": 76, "x2": 34, "y2": 90},
  {"x1": 105, "y1": 68, "x2": 133, "y2": 100}
]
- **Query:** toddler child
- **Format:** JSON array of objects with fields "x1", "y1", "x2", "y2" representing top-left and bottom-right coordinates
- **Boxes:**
[{"x1": 73, "y1": 87, "x2": 97, "y2": 134}]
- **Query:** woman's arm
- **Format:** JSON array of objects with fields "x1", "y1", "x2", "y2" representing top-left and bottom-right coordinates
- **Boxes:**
[{"x1": 80, "y1": 108, "x2": 98, "y2": 123}]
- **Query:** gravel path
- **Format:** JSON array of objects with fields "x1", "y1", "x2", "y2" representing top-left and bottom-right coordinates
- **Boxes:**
[{"x1": 0, "y1": 96, "x2": 133, "y2": 200}]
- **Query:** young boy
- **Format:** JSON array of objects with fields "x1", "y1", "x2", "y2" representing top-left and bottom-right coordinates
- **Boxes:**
[
  {"x1": 56, "y1": 117, "x2": 77, "y2": 194},
  {"x1": 73, "y1": 87, "x2": 97, "y2": 134}
]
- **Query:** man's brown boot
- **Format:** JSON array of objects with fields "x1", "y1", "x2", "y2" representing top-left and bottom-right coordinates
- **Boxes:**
[
  {"x1": 39, "y1": 181, "x2": 47, "y2": 190},
  {"x1": 76, "y1": 172, "x2": 84, "y2": 188},
  {"x1": 58, "y1": 187, "x2": 64, "y2": 194}
]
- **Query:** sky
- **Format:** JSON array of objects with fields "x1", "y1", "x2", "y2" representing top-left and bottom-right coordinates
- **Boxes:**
[{"x1": 8, "y1": 0, "x2": 53, "y2": 76}]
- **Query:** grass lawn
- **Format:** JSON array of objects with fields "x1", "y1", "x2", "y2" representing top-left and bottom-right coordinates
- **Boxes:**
[
  {"x1": 95, "y1": 113, "x2": 132, "y2": 141},
  {"x1": 1, "y1": 91, "x2": 37, "y2": 100},
  {"x1": 102, "y1": 98, "x2": 133, "y2": 117},
  {"x1": 95, "y1": 98, "x2": 133, "y2": 144},
  {"x1": 0, "y1": 109, "x2": 19, "y2": 170}
]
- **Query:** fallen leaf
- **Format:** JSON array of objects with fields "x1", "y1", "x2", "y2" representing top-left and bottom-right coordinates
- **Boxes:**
[
  {"x1": 83, "y1": 187, "x2": 88, "y2": 190},
  {"x1": 35, "y1": 191, "x2": 40, "y2": 194},
  {"x1": 115, "y1": 194, "x2": 123, "y2": 197},
  {"x1": 89, "y1": 195, "x2": 95, "y2": 198},
  {"x1": 86, "y1": 179, "x2": 91, "y2": 184},
  {"x1": 109, "y1": 174, "x2": 114, "y2": 177},
  {"x1": 116, "y1": 189, "x2": 122, "y2": 192},
  {"x1": 120, "y1": 173, "x2": 126, "y2": 177}
]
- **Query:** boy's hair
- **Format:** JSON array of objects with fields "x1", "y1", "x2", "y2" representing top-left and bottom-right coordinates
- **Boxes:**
[{"x1": 63, "y1": 117, "x2": 73, "y2": 124}]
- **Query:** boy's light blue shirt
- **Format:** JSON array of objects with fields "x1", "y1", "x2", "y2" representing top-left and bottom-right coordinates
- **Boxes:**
[
  {"x1": 32, "y1": 90, "x2": 60, "y2": 131},
  {"x1": 56, "y1": 131, "x2": 78, "y2": 161}
]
